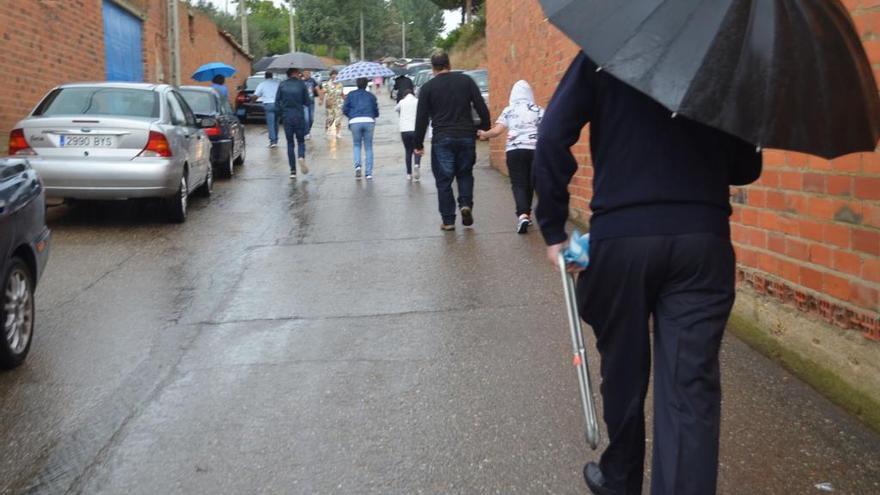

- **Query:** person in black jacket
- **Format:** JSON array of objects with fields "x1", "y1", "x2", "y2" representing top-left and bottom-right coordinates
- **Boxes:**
[
  {"x1": 533, "y1": 52, "x2": 762, "y2": 495},
  {"x1": 414, "y1": 52, "x2": 490, "y2": 231},
  {"x1": 275, "y1": 68, "x2": 311, "y2": 178}
]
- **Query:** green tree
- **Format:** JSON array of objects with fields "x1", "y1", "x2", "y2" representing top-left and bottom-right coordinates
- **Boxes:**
[{"x1": 428, "y1": 0, "x2": 483, "y2": 24}]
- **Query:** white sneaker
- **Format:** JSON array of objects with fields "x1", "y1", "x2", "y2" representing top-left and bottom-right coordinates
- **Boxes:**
[
  {"x1": 516, "y1": 215, "x2": 531, "y2": 234},
  {"x1": 406, "y1": 174, "x2": 412, "y2": 181},
  {"x1": 414, "y1": 165, "x2": 420, "y2": 181},
  {"x1": 355, "y1": 167, "x2": 362, "y2": 179},
  {"x1": 305, "y1": 134, "x2": 312, "y2": 141},
  {"x1": 365, "y1": 175, "x2": 373, "y2": 181}
]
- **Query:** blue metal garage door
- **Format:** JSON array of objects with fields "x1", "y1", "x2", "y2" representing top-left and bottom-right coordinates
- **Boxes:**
[{"x1": 103, "y1": 1, "x2": 143, "y2": 81}]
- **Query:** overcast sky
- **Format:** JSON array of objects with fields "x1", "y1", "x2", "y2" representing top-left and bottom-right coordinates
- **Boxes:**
[{"x1": 203, "y1": 0, "x2": 460, "y2": 35}]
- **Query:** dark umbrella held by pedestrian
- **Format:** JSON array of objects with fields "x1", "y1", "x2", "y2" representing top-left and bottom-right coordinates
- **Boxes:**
[
  {"x1": 267, "y1": 52, "x2": 328, "y2": 73},
  {"x1": 540, "y1": 0, "x2": 880, "y2": 159}
]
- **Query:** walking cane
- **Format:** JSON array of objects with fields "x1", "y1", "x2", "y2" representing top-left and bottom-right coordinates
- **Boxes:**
[{"x1": 559, "y1": 232, "x2": 600, "y2": 450}]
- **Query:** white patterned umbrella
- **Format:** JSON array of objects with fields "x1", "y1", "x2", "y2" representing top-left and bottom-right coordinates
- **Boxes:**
[{"x1": 335, "y1": 61, "x2": 395, "y2": 82}]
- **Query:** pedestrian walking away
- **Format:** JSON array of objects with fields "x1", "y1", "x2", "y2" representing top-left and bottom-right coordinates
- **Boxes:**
[
  {"x1": 343, "y1": 78, "x2": 379, "y2": 180},
  {"x1": 414, "y1": 52, "x2": 490, "y2": 231},
  {"x1": 534, "y1": 52, "x2": 762, "y2": 495},
  {"x1": 252, "y1": 72, "x2": 281, "y2": 148},
  {"x1": 275, "y1": 68, "x2": 311, "y2": 178},
  {"x1": 323, "y1": 70, "x2": 344, "y2": 138},
  {"x1": 395, "y1": 88, "x2": 421, "y2": 181},
  {"x1": 479, "y1": 80, "x2": 544, "y2": 234},
  {"x1": 302, "y1": 70, "x2": 322, "y2": 140},
  {"x1": 211, "y1": 74, "x2": 229, "y2": 100},
  {"x1": 373, "y1": 75, "x2": 383, "y2": 95},
  {"x1": 392, "y1": 74, "x2": 414, "y2": 102}
]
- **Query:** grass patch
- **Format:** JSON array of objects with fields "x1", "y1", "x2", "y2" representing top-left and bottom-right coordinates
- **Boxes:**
[{"x1": 728, "y1": 312, "x2": 880, "y2": 433}]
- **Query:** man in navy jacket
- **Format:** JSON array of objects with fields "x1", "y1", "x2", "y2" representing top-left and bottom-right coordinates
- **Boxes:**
[
  {"x1": 534, "y1": 52, "x2": 762, "y2": 495},
  {"x1": 275, "y1": 68, "x2": 311, "y2": 178}
]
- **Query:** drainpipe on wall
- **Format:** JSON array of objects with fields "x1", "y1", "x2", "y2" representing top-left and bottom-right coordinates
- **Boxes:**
[{"x1": 167, "y1": 0, "x2": 181, "y2": 86}]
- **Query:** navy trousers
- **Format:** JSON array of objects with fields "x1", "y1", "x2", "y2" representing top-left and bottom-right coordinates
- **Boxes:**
[
  {"x1": 577, "y1": 233, "x2": 736, "y2": 495},
  {"x1": 430, "y1": 135, "x2": 476, "y2": 225}
]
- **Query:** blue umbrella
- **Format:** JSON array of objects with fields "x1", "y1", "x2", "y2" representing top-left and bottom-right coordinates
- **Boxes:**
[
  {"x1": 335, "y1": 61, "x2": 395, "y2": 82},
  {"x1": 192, "y1": 62, "x2": 237, "y2": 82}
]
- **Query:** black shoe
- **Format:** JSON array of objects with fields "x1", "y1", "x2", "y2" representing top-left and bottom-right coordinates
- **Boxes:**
[
  {"x1": 460, "y1": 206, "x2": 474, "y2": 227},
  {"x1": 584, "y1": 463, "x2": 617, "y2": 495}
]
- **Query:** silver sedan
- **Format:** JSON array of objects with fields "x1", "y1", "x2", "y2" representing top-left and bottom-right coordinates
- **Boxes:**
[{"x1": 9, "y1": 82, "x2": 214, "y2": 222}]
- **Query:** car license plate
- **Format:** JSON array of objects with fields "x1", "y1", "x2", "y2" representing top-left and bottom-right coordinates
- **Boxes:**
[{"x1": 60, "y1": 135, "x2": 115, "y2": 148}]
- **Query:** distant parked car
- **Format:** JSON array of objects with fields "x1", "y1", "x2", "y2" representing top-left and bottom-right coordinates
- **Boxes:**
[
  {"x1": 235, "y1": 73, "x2": 268, "y2": 123},
  {"x1": 465, "y1": 69, "x2": 489, "y2": 106},
  {"x1": 9, "y1": 82, "x2": 214, "y2": 223},
  {"x1": 341, "y1": 79, "x2": 373, "y2": 96},
  {"x1": 0, "y1": 158, "x2": 50, "y2": 369},
  {"x1": 179, "y1": 86, "x2": 246, "y2": 178},
  {"x1": 412, "y1": 70, "x2": 432, "y2": 96}
]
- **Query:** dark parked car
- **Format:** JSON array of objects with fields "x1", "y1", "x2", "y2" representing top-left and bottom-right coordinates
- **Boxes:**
[
  {"x1": 0, "y1": 158, "x2": 50, "y2": 369},
  {"x1": 180, "y1": 86, "x2": 246, "y2": 179},
  {"x1": 235, "y1": 73, "x2": 268, "y2": 123}
]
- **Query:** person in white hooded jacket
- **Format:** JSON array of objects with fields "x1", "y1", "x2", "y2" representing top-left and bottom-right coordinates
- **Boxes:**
[
  {"x1": 395, "y1": 88, "x2": 422, "y2": 181},
  {"x1": 479, "y1": 80, "x2": 545, "y2": 233}
]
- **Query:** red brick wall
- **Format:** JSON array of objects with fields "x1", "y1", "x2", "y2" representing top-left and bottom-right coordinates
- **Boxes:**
[
  {"x1": 0, "y1": 0, "x2": 252, "y2": 151},
  {"x1": 487, "y1": 0, "x2": 880, "y2": 337},
  {"x1": 178, "y1": 4, "x2": 251, "y2": 102},
  {"x1": 0, "y1": 0, "x2": 107, "y2": 151}
]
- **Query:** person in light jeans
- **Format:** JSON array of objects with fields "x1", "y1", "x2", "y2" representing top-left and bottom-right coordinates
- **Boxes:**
[
  {"x1": 342, "y1": 78, "x2": 380, "y2": 180},
  {"x1": 252, "y1": 72, "x2": 281, "y2": 147}
]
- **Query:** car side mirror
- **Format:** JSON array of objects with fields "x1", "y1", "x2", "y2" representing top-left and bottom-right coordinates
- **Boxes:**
[{"x1": 198, "y1": 117, "x2": 218, "y2": 128}]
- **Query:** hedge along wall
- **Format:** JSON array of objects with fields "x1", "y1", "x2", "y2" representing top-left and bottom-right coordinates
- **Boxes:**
[{"x1": 486, "y1": 0, "x2": 880, "y2": 338}]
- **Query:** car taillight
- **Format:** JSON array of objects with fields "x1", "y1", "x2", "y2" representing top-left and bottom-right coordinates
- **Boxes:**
[
  {"x1": 9, "y1": 129, "x2": 36, "y2": 156},
  {"x1": 203, "y1": 125, "x2": 222, "y2": 137},
  {"x1": 138, "y1": 131, "x2": 172, "y2": 158},
  {"x1": 236, "y1": 92, "x2": 247, "y2": 104}
]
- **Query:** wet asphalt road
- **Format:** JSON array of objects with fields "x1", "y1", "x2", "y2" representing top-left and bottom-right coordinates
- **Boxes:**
[{"x1": 1, "y1": 96, "x2": 879, "y2": 494}]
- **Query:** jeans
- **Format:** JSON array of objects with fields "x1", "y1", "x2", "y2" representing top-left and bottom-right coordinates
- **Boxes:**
[
  {"x1": 282, "y1": 114, "x2": 306, "y2": 172},
  {"x1": 306, "y1": 102, "x2": 316, "y2": 132},
  {"x1": 264, "y1": 104, "x2": 278, "y2": 144},
  {"x1": 430, "y1": 135, "x2": 475, "y2": 224},
  {"x1": 350, "y1": 122, "x2": 375, "y2": 176},
  {"x1": 506, "y1": 149, "x2": 535, "y2": 216},
  {"x1": 400, "y1": 131, "x2": 421, "y2": 174},
  {"x1": 577, "y1": 234, "x2": 735, "y2": 495}
]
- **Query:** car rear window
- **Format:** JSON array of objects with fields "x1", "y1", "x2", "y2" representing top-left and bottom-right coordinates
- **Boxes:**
[
  {"x1": 179, "y1": 90, "x2": 217, "y2": 115},
  {"x1": 467, "y1": 71, "x2": 488, "y2": 92},
  {"x1": 34, "y1": 87, "x2": 160, "y2": 118},
  {"x1": 246, "y1": 77, "x2": 263, "y2": 91}
]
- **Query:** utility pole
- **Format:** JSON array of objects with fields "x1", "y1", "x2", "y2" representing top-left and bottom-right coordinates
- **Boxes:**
[
  {"x1": 167, "y1": 0, "x2": 180, "y2": 86},
  {"x1": 401, "y1": 19, "x2": 406, "y2": 59},
  {"x1": 288, "y1": 2, "x2": 296, "y2": 52},
  {"x1": 239, "y1": 0, "x2": 250, "y2": 54},
  {"x1": 359, "y1": 9, "x2": 365, "y2": 61}
]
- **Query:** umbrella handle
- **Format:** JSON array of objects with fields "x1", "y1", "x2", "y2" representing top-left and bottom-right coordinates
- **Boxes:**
[{"x1": 558, "y1": 252, "x2": 600, "y2": 450}]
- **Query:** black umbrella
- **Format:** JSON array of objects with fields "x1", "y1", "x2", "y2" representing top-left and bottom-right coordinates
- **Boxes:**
[
  {"x1": 253, "y1": 56, "x2": 277, "y2": 72},
  {"x1": 540, "y1": 0, "x2": 880, "y2": 159},
  {"x1": 266, "y1": 52, "x2": 328, "y2": 72}
]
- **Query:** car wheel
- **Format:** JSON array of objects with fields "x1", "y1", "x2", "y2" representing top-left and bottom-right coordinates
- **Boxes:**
[
  {"x1": 197, "y1": 164, "x2": 213, "y2": 197},
  {"x1": 217, "y1": 155, "x2": 235, "y2": 179},
  {"x1": 165, "y1": 174, "x2": 188, "y2": 223},
  {"x1": 0, "y1": 257, "x2": 35, "y2": 370},
  {"x1": 234, "y1": 141, "x2": 246, "y2": 166}
]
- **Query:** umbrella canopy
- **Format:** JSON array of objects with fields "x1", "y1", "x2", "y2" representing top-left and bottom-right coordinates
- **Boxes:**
[
  {"x1": 267, "y1": 52, "x2": 328, "y2": 72},
  {"x1": 540, "y1": 0, "x2": 880, "y2": 159},
  {"x1": 191, "y1": 62, "x2": 237, "y2": 82},
  {"x1": 336, "y1": 61, "x2": 395, "y2": 82},
  {"x1": 253, "y1": 56, "x2": 278, "y2": 72}
]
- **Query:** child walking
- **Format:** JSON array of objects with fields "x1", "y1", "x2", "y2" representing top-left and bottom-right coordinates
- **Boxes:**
[
  {"x1": 395, "y1": 88, "x2": 422, "y2": 181},
  {"x1": 478, "y1": 80, "x2": 544, "y2": 233}
]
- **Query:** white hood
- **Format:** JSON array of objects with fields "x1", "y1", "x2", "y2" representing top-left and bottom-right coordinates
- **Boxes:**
[{"x1": 509, "y1": 80, "x2": 535, "y2": 106}]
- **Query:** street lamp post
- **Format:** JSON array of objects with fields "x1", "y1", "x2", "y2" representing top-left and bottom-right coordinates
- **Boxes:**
[
  {"x1": 289, "y1": 2, "x2": 296, "y2": 52},
  {"x1": 401, "y1": 20, "x2": 414, "y2": 59}
]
